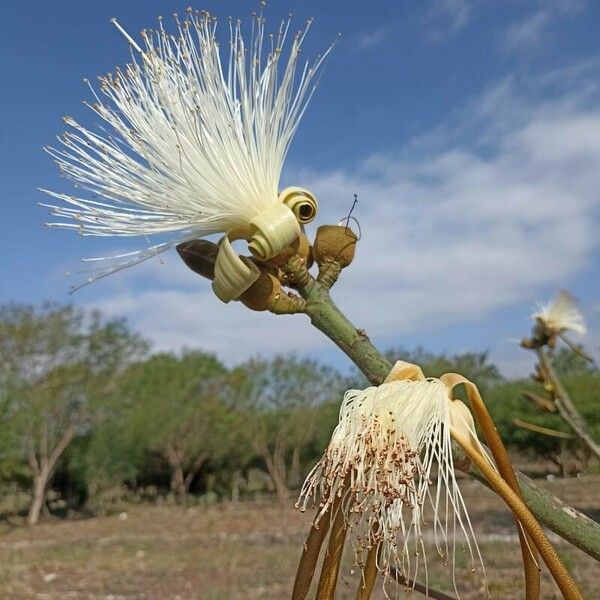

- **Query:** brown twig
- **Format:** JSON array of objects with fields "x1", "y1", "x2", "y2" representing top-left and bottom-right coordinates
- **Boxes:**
[
  {"x1": 390, "y1": 569, "x2": 457, "y2": 600},
  {"x1": 514, "y1": 418, "x2": 573, "y2": 439},
  {"x1": 536, "y1": 349, "x2": 600, "y2": 460}
]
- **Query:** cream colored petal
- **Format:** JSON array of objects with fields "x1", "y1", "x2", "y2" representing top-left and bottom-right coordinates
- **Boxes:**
[
  {"x1": 383, "y1": 360, "x2": 426, "y2": 383},
  {"x1": 212, "y1": 235, "x2": 260, "y2": 303}
]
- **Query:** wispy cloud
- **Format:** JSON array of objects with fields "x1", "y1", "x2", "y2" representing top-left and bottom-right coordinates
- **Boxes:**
[
  {"x1": 356, "y1": 25, "x2": 393, "y2": 50},
  {"x1": 424, "y1": 0, "x2": 473, "y2": 41},
  {"x1": 503, "y1": 10, "x2": 552, "y2": 51},
  {"x1": 502, "y1": 0, "x2": 586, "y2": 52},
  {"x1": 77, "y1": 62, "x2": 600, "y2": 374}
]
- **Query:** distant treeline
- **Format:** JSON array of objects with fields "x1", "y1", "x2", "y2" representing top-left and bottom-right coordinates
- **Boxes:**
[{"x1": 0, "y1": 303, "x2": 598, "y2": 524}]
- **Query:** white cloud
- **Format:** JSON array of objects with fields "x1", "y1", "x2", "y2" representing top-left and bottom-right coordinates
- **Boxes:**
[
  {"x1": 90, "y1": 284, "x2": 325, "y2": 363},
  {"x1": 424, "y1": 0, "x2": 473, "y2": 40},
  {"x1": 502, "y1": 0, "x2": 585, "y2": 51},
  {"x1": 356, "y1": 25, "x2": 392, "y2": 50},
  {"x1": 84, "y1": 66, "x2": 600, "y2": 373},
  {"x1": 503, "y1": 10, "x2": 551, "y2": 51}
]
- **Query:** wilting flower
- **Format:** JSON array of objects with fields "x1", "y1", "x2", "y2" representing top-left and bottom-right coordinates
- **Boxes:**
[
  {"x1": 533, "y1": 291, "x2": 586, "y2": 336},
  {"x1": 41, "y1": 10, "x2": 332, "y2": 289},
  {"x1": 297, "y1": 366, "x2": 485, "y2": 592}
]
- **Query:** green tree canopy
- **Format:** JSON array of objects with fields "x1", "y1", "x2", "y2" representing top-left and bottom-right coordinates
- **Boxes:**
[
  {"x1": 232, "y1": 355, "x2": 345, "y2": 501},
  {"x1": 0, "y1": 303, "x2": 146, "y2": 523},
  {"x1": 98, "y1": 351, "x2": 229, "y2": 500}
]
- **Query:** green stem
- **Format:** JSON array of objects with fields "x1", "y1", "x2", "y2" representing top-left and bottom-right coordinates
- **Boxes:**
[
  {"x1": 300, "y1": 278, "x2": 600, "y2": 561},
  {"x1": 468, "y1": 466, "x2": 600, "y2": 561},
  {"x1": 516, "y1": 470, "x2": 600, "y2": 561},
  {"x1": 300, "y1": 279, "x2": 392, "y2": 385}
]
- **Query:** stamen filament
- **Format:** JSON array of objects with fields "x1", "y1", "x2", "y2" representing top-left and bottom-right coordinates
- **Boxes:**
[
  {"x1": 43, "y1": 12, "x2": 333, "y2": 289},
  {"x1": 355, "y1": 542, "x2": 379, "y2": 600}
]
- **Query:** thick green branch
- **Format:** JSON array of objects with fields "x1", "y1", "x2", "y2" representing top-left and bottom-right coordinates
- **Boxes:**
[
  {"x1": 301, "y1": 278, "x2": 600, "y2": 561},
  {"x1": 469, "y1": 467, "x2": 600, "y2": 561},
  {"x1": 300, "y1": 279, "x2": 391, "y2": 385},
  {"x1": 517, "y1": 470, "x2": 600, "y2": 561}
]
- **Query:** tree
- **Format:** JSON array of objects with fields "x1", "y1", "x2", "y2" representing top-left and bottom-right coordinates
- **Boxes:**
[
  {"x1": 0, "y1": 304, "x2": 145, "y2": 524},
  {"x1": 233, "y1": 356, "x2": 344, "y2": 503},
  {"x1": 113, "y1": 351, "x2": 228, "y2": 501}
]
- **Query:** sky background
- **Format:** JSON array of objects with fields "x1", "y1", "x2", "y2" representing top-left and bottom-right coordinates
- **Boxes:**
[{"x1": 1, "y1": 0, "x2": 599, "y2": 377}]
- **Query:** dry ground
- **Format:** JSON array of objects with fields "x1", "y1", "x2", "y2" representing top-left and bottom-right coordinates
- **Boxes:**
[{"x1": 0, "y1": 476, "x2": 598, "y2": 599}]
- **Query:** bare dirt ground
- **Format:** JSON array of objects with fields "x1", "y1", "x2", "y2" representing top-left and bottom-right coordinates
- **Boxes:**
[{"x1": 0, "y1": 476, "x2": 598, "y2": 600}]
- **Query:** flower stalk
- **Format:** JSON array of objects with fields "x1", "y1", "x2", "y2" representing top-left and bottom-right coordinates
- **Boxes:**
[
  {"x1": 441, "y1": 373, "x2": 540, "y2": 599},
  {"x1": 292, "y1": 502, "x2": 335, "y2": 600},
  {"x1": 390, "y1": 570, "x2": 457, "y2": 600},
  {"x1": 314, "y1": 506, "x2": 348, "y2": 600}
]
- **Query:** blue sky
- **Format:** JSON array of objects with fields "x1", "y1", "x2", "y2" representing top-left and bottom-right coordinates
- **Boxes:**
[{"x1": 1, "y1": 0, "x2": 599, "y2": 376}]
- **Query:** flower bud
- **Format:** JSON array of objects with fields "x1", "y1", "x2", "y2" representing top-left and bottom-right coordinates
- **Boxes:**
[
  {"x1": 313, "y1": 225, "x2": 357, "y2": 268},
  {"x1": 239, "y1": 271, "x2": 306, "y2": 314},
  {"x1": 239, "y1": 272, "x2": 282, "y2": 311},
  {"x1": 176, "y1": 239, "x2": 219, "y2": 280},
  {"x1": 268, "y1": 233, "x2": 312, "y2": 268}
]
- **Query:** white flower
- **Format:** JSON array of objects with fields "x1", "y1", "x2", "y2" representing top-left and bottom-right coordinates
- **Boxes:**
[
  {"x1": 533, "y1": 291, "x2": 586, "y2": 336},
  {"x1": 41, "y1": 10, "x2": 332, "y2": 289},
  {"x1": 298, "y1": 376, "x2": 484, "y2": 593}
]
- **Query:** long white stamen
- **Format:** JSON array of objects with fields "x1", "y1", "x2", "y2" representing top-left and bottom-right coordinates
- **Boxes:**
[
  {"x1": 298, "y1": 378, "x2": 486, "y2": 595},
  {"x1": 42, "y1": 11, "x2": 333, "y2": 288},
  {"x1": 110, "y1": 18, "x2": 145, "y2": 55}
]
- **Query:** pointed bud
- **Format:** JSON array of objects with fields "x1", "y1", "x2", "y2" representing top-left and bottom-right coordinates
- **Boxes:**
[{"x1": 176, "y1": 239, "x2": 219, "y2": 280}]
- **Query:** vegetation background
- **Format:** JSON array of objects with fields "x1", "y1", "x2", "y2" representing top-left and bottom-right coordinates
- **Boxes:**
[{"x1": 0, "y1": 303, "x2": 598, "y2": 598}]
